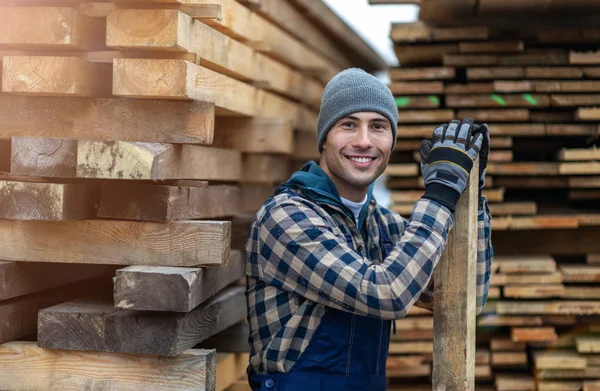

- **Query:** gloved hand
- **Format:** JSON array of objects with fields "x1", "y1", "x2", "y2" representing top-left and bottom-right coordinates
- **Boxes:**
[
  {"x1": 420, "y1": 118, "x2": 482, "y2": 213},
  {"x1": 472, "y1": 123, "x2": 490, "y2": 201}
]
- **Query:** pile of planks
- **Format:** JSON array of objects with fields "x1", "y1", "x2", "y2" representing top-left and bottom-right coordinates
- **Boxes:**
[
  {"x1": 0, "y1": 1, "x2": 382, "y2": 390},
  {"x1": 382, "y1": 3, "x2": 600, "y2": 390}
]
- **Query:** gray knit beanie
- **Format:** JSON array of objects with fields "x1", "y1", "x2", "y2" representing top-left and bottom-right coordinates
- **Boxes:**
[{"x1": 317, "y1": 68, "x2": 398, "y2": 153}]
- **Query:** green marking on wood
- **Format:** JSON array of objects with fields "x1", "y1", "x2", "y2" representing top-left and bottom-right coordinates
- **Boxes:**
[
  {"x1": 428, "y1": 96, "x2": 440, "y2": 106},
  {"x1": 491, "y1": 94, "x2": 507, "y2": 106},
  {"x1": 395, "y1": 97, "x2": 411, "y2": 108},
  {"x1": 523, "y1": 93, "x2": 538, "y2": 105}
]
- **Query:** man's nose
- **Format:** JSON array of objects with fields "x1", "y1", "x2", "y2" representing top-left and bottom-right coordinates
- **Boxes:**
[{"x1": 353, "y1": 126, "x2": 373, "y2": 149}]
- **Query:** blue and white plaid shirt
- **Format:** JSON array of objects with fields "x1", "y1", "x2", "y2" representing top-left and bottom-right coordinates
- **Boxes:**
[{"x1": 246, "y1": 190, "x2": 493, "y2": 374}]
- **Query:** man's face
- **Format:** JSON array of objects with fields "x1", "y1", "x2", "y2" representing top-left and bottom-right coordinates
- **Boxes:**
[{"x1": 320, "y1": 112, "x2": 393, "y2": 200}]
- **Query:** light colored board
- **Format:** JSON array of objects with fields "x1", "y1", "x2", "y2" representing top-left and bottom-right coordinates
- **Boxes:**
[
  {"x1": 98, "y1": 184, "x2": 240, "y2": 222},
  {"x1": 0, "y1": 341, "x2": 216, "y2": 391},
  {"x1": 0, "y1": 180, "x2": 96, "y2": 220},
  {"x1": 493, "y1": 256, "x2": 556, "y2": 273},
  {"x1": 534, "y1": 80, "x2": 600, "y2": 93},
  {"x1": 488, "y1": 202, "x2": 536, "y2": 216},
  {"x1": 38, "y1": 286, "x2": 245, "y2": 356},
  {"x1": 546, "y1": 124, "x2": 599, "y2": 136},
  {"x1": 0, "y1": 219, "x2": 230, "y2": 266},
  {"x1": 2, "y1": 56, "x2": 111, "y2": 97},
  {"x1": 446, "y1": 94, "x2": 550, "y2": 108},
  {"x1": 386, "y1": 364, "x2": 431, "y2": 378},
  {"x1": 490, "y1": 338, "x2": 526, "y2": 352},
  {"x1": 497, "y1": 301, "x2": 600, "y2": 315},
  {"x1": 563, "y1": 287, "x2": 600, "y2": 299},
  {"x1": 527, "y1": 66, "x2": 584, "y2": 79},
  {"x1": 242, "y1": 154, "x2": 290, "y2": 184},
  {"x1": 389, "y1": 341, "x2": 433, "y2": 354},
  {"x1": 552, "y1": 94, "x2": 600, "y2": 106},
  {"x1": 571, "y1": 51, "x2": 600, "y2": 65},
  {"x1": 534, "y1": 351, "x2": 587, "y2": 370},
  {"x1": 494, "y1": 80, "x2": 532, "y2": 92},
  {"x1": 491, "y1": 351, "x2": 527, "y2": 366},
  {"x1": 11, "y1": 137, "x2": 77, "y2": 177},
  {"x1": 0, "y1": 262, "x2": 114, "y2": 301},
  {"x1": 504, "y1": 285, "x2": 565, "y2": 298},
  {"x1": 577, "y1": 108, "x2": 600, "y2": 121},
  {"x1": 394, "y1": 96, "x2": 441, "y2": 109},
  {"x1": 114, "y1": 250, "x2": 245, "y2": 312},
  {"x1": 216, "y1": 353, "x2": 248, "y2": 391},
  {"x1": 397, "y1": 109, "x2": 455, "y2": 123},
  {"x1": 394, "y1": 44, "x2": 458, "y2": 65},
  {"x1": 394, "y1": 317, "x2": 433, "y2": 331},
  {"x1": 488, "y1": 162, "x2": 559, "y2": 176},
  {"x1": 493, "y1": 216, "x2": 579, "y2": 230},
  {"x1": 495, "y1": 374, "x2": 534, "y2": 391},
  {"x1": 512, "y1": 326, "x2": 557, "y2": 342},
  {"x1": 213, "y1": 118, "x2": 293, "y2": 154},
  {"x1": 560, "y1": 162, "x2": 600, "y2": 175},
  {"x1": 494, "y1": 177, "x2": 568, "y2": 188},
  {"x1": 77, "y1": 141, "x2": 242, "y2": 180},
  {"x1": 388, "y1": 81, "x2": 444, "y2": 95},
  {"x1": 385, "y1": 164, "x2": 419, "y2": 177},
  {"x1": 467, "y1": 67, "x2": 525, "y2": 80},
  {"x1": 561, "y1": 265, "x2": 600, "y2": 282},
  {"x1": 478, "y1": 315, "x2": 542, "y2": 327},
  {"x1": 456, "y1": 109, "x2": 529, "y2": 122},
  {"x1": 0, "y1": 7, "x2": 103, "y2": 50},
  {"x1": 388, "y1": 67, "x2": 456, "y2": 81},
  {"x1": 112, "y1": 58, "x2": 256, "y2": 116},
  {"x1": 0, "y1": 95, "x2": 215, "y2": 144},
  {"x1": 433, "y1": 160, "x2": 478, "y2": 391},
  {"x1": 489, "y1": 123, "x2": 545, "y2": 136},
  {"x1": 537, "y1": 367, "x2": 600, "y2": 380}
]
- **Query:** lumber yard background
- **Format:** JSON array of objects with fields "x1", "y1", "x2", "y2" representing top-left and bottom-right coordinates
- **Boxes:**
[{"x1": 0, "y1": 0, "x2": 599, "y2": 390}]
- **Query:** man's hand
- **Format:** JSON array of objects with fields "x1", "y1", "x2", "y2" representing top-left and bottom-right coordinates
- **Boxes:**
[{"x1": 420, "y1": 118, "x2": 482, "y2": 213}]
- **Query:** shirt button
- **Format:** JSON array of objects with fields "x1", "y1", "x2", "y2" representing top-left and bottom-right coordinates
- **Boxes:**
[{"x1": 265, "y1": 379, "x2": 274, "y2": 388}]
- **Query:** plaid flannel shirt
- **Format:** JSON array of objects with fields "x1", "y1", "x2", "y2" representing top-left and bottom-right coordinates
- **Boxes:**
[{"x1": 246, "y1": 191, "x2": 493, "y2": 374}]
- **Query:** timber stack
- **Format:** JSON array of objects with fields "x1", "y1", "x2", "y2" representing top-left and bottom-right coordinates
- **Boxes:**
[
  {"x1": 377, "y1": 0, "x2": 600, "y2": 390},
  {"x1": 0, "y1": 1, "x2": 384, "y2": 390}
]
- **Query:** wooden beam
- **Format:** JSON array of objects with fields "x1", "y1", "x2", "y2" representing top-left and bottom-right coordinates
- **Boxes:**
[
  {"x1": 467, "y1": 66, "x2": 525, "y2": 80},
  {"x1": 497, "y1": 301, "x2": 600, "y2": 315},
  {"x1": 2, "y1": 56, "x2": 111, "y2": 97},
  {"x1": 456, "y1": 109, "x2": 529, "y2": 122},
  {"x1": 388, "y1": 67, "x2": 455, "y2": 81},
  {"x1": 242, "y1": 154, "x2": 290, "y2": 184},
  {"x1": 447, "y1": 82, "x2": 495, "y2": 94},
  {"x1": 488, "y1": 162, "x2": 559, "y2": 176},
  {"x1": 0, "y1": 180, "x2": 97, "y2": 220},
  {"x1": 389, "y1": 81, "x2": 445, "y2": 95},
  {"x1": 493, "y1": 256, "x2": 556, "y2": 273},
  {"x1": 38, "y1": 286, "x2": 245, "y2": 355},
  {"x1": 114, "y1": 250, "x2": 245, "y2": 312},
  {"x1": 459, "y1": 41, "x2": 524, "y2": 53},
  {"x1": 0, "y1": 7, "x2": 104, "y2": 50},
  {"x1": 0, "y1": 219, "x2": 230, "y2": 266},
  {"x1": 11, "y1": 137, "x2": 77, "y2": 177},
  {"x1": 446, "y1": 94, "x2": 550, "y2": 108},
  {"x1": 0, "y1": 341, "x2": 216, "y2": 391},
  {"x1": 433, "y1": 160, "x2": 478, "y2": 391},
  {"x1": 397, "y1": 109, "x2": 455, "y2": 123},
  {"x1": 0, "y1": 95, "x2": 215, "y2": 144},
  {"x1": 112, "y1": 58, "x2": 256, "y2": 116},
  {"x1": 534, "y1": 351, "x2": 587, "y2": 370},
  {"x1": 577, "y1": 108, "x2": 600, "y2": 121}
]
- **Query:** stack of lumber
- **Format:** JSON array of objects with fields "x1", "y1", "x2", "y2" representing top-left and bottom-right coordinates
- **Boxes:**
[
  {"x1": 0, "y1": 1, "x2": 383, "y2": 389},
  {"x1": 381, "y1": 3, "x2": 600, "y2": 390}
]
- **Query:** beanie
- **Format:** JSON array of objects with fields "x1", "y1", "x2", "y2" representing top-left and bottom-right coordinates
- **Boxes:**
[{"x1": 316, "y1": 68, "x2": 398, "y2": 153}]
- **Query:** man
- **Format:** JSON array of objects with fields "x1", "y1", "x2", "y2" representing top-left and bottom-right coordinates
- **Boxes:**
[{"x1": 245, "y1": 68, "x2": 493, "y2": 391}]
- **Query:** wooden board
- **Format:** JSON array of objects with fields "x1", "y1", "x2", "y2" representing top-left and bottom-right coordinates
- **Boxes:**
[
  {"x1": 38, "y1": 286, "x2": 245, "y2": 356},
  {"x1": 397, "y1": 109, "x2": 454, "y2": 123},
  {"x1": 577, "y1": 336, "x2": 600, "y2": 353},
  {"x1": 0, "y1": 219, "x2": 230, "y2": 266},
  {"x1": 388, "y1": 67, "x2": 456, "y2": 81},
  {"x1": 456, "y1": 109, "x2": 529, "y2": 122},
  {"x1": 459, "y1": 41, "x2": 524, "y2": 53},
  {"x1": 200, "y1": 321, "x2": 249, "y2": 353},
  {"x1": 511, "y1": 327, "x2": 557, "y2": 342},
  {"x1": 215, "y1": 353, "x2": 248, "y2": 391},
  {"x1": 114, "y1": 250, "x2": 244, "y2": 312},
  {"x1": 213, "y1": 118, "x2": 294, "y2": 154},
  {"x1": 2, "y1": 56, "x2": 111, "y2": 97},
  {"x1": 385, "y1": 164, "x2": 419, "y2": 177},
  {"x1": 571, "y1": 51, "x2": 600, "y2": 65},
  {"x1": 491, "y1": 272, "x2": 563, "y2": 285},
  {"x1": 447, "y1": 94, "x2": 550, "y2": 108},
  {"x1": 242, "y1": 154, "x2": 290, "y2": 184},
  {"x1": 0, "y1": 7, "x2": 103, "y2": 50},
  {"x1": 577, "y1": 108, "x2": 600, "y2": 121},
  {"x1": 491, "y1": 338, "x2": 526, "y2": 352},
  {"x1": 488, "y1": 162, "x2": 559, "y2": 176},
  {"x1": 0, "y1": 180, "x2": 96, "y2": 220},
  {"x1": 493, "y1": 256, "x2": 556, "y2": 273},
  {"x1": 467, "y1": 67, "x2": 525, "y2": 80},
  {"x1": 495, "y1": 374, "x2": 534, "y2": 391},
  {"x1": 433, "y1": 160, "x2": 478, "y2": 391},
  {"x1": 478, "y1": 315, "x2": 543, "y2": 327},
  {"x1": 112, "y1": 58, "x2": 257, "y2": 116},
  {"x1": 394, "y1": 44, "x2": 458, "y2": 65},
  {"x1": 98, "y1": 184, "x2": 240, "y2": 222},
  {"x1": 0, "y1": 341, "x2": 216, "y2": 391},
  {"x1": 546, "y1": 124, "x2": 599, "y2": 136},
  {"x1": 504, "y1": 285, "x2": 565, "y2": 298},
  {"x1": 491, "y1": 351, "x2": 528, "y2": 366},
  {"x1": 446, "y1": 82, "x2": 495, "y2": 94},
  {"x1": 534, "y1": 351, "x2": 587, "y2": 370},
  {"x1": 497, "y1": 301, "x2": 600, "y2": 315},
  {"x1": 488, "y1": 202, "x2": 537, "y2": 216},
  {"x1": 0, "y1": 95, "x2": 215, "y2": 144},
  {"x1": 394, "y1": 96, "x2": 441, "y2": 109},
  {"x1": 561, "y1": 265, "x2": 600, "y2": 282},
  {"x1": 388, "y1": 81, "x2": 444, "y2": 95}
]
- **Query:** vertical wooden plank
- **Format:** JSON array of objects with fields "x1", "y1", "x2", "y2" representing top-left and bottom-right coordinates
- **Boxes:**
[{"x1": 433, "y1": 159, "x2": 479, "y2": 391}]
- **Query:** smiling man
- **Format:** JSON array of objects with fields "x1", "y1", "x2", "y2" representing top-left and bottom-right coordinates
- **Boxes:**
[{"x1": 245, "y1": 68, "x2": 494, "y2": 391}]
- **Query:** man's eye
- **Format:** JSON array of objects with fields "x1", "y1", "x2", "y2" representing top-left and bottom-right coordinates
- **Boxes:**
[
  {"x1": 373, "y1": 124, "x2": 385, "y2": 131},
  {"x1": 342, "y1": 122, "x2": 354, "y2": 127}
]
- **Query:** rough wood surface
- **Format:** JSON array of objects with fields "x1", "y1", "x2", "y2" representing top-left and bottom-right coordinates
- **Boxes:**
[
  {"x1": 433, "y1": 160, "x2": 479, "y2": 391},
  {"x1": 0, "y1": 180, "x2": 96, "y2": 220},
  {"x1": 0, "y1": 95, "x2": 215, "y2": 144},
  {"x1": 98, "y1": 184, "x2": 240, "y2": 222},
  {"x1": 114, "y1": 250, "x2": 244, "y2": 312},
  {"x1": 511, "y1": 327, "x2": 557, "y2": 342},
  {"x1": 497, "y1": 301, "x2": 600, "y2": 315},
  {"x1": 213, "y1": 118, "x2": 293, "y2": 154},
  {"x1": 388, "y1": 67, "x2": 456, "y2": 81},
  {"x1": 0, "y1": 341, "x2": 216, "y2": 391},
  {"x1": 38, "y1": 286, "x2": 245, "y2": 356},
  {"x1": 0, "y1": 219, "x2": 230, "y2": 266}
]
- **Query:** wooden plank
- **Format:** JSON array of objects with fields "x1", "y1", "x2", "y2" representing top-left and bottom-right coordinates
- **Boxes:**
[
  {"x1": 0, "y1": 262, "x2": 114, "y2": 301},
  {"x1": 489, "y1": 123, "x2": 545, "y2": 136},
  {"x1": 457, "y1": 109, "x2": 529, "y2": 122},
  {"x1": 495, "y1": 374, "x2": 534, "y2": 391},
  {"x1": 491, "y1": 351, "x2": 528, "y2": 366},
  {"x1": 547, "y1": 124, "x2": 599, "y2": 136},
  {"x1": 77, "y1": 141, "x2": 242, "y2": 180},
  {"x1": 488, "y1": 162, "x2": 559, "y2": 176},
  {"x1": 497, "y1": 301, "x2": 600, "y2": 315},
  {"x1": 552, "y1": 94, "x2": 600, "y2": 106},
  {"x1": 478, "y1": 315, "x2": 543, "y2": 327},
  {"x1": 2, "y1": 56, "x2": 111, "y2": 97},
  {"x1": 531, "y1": 110, "x2": 573, "y2": 124},
  {"x1": 216, "y1": 353, "x2": 248, "y2": 391},
  {"x1": 446, "y1": 82, "x2": 495, "y2": 94},
  {"x1": 577, "y1": 107, "x2": 600, "y2": 121},
  {"x1": 491, "y1": 272, "x2": 563, "y2": 286},
  {"x1": 0, "y1": 180, "x2": 96, "y2": 220},
  {"x1": 560, "y1": 162, "x2": 600, "y2": 175},
  {"x1": 394, "y1": 43, "x2": 458, "y2": 65},
  {"x1": 0, "y1": 95, "x2": 215, "y2": 144},
  {"x1": 588, "y1": 254, "x2": 600, "y2": 265},
  {"x1": 385, "y1": 164, "x2": 419, "y2": 177},
  {"x1": 494, "y1": 80, "x2": 532, "y2": 92},
  {"x1": 0, "y1": 341, "x2": 216, "y2": 391},
  {"x1": 11, "y1": 137, "x2": 77, "y2": 177},
  {"x1": 38, "y1": 286, "x2": 245, "y2": 355},
  {"x1": 537, "y1": 367, "x2": 600, "y2": 380},
  {"x1": 389, "y1": 341, "x2": 433, "y2": 354},
  {"x1": 571, "y1": 51, "x2": 600, "y2": 65},
  {"x1": 564, "y1": 287, "x2": 600, "y2": 299},
  {"x1": 467, "y1": 67, "x2": 525, "y2": 80},
  {"x1": 98, "y1": 184, "x2": 240, "y2": 222},
  {"x1": 200, "y1": 321, "x2": 249, "y2": 353},
  {"x1": 0, "y1": 219, "x2": 230, "y2": 266},
  {"x1": 504, "y1": 285, "x2": 565, "y2": 298},
  {"x1": 395, "y1": 316, "x2": 433, "y2": 331},
  {"x1": 114, "y1": 250, "x2": 244, "y2": 312},
  {"x1": 433, "y1": 160, "x2": 478, "y2": 391},
  {"x1": 527, "y1": 66, "x2": 584, "y2": 79},
  {"x1": 494, "y1": 256, "x2": 556, "y2": 273},
  {"x1": 459, "y1": 41, "x2": 524, "y2": 53},
  {"x1": 512, "y1": 327, "x2": 557, "y2": 343},
  {"x1": 213, "y1": 118, "x2": 293, "y2": 154},
  {"x1": 491, "y1": 338, "x2": 526, "y2": 352},
  {"x1": 388, "y1": 67, "x2": 455, "y2": 81},
  {"x1": 394, "y1": 96, "x2": 441, "y2": 109},
  {"x1": 447, "y1": 94, "x2": 550, "y2": 108},
  {"x1": 534, "y1": 351, "x2": 587, "y2": 370},
  {"x1": 390, "y1": 81, "x2": 445, "y2": 95},
  {"x1": 570, "y1": 190, "x2": 600, "y2": 200},
  {"x1": 292, "y1": 132, "x2": 319, "y2": 161},
  {"x1": 561, "y1": 265, "x2": 600, "y2": 282},
  {"x1": 112, "y1": 58, "x2": 256, "y2": 116},
  {"x1": 242, "y1": 154, "x2": 290, "y2": 184},
  {"x1": 493, "y1": 215, "x2": 579, "y2": 230},
  {"x1": 1, "y1": 278, "x2": 110, "y2": 344},
  {"x1": 397, "y1": 109, "x2": 454, "y2": 123},
  {"x1": 534, "y1": 80, "x2": 600, "y2": 92},
  {"x1": 0, "y1": 7, "x2": 103, "y2": 50}
]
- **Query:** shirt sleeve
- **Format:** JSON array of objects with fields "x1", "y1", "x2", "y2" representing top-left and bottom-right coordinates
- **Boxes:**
[
  {"x1": 254, "y1": 196, "x2": 454, "y2": 320},
  {"x1": 412, "y1": 196, "x2": 494, "y2": 314}
]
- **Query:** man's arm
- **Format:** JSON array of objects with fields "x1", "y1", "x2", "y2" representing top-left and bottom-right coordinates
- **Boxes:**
[{"x1": 251, "y1": 196, "x2": 454, "y2": 320}]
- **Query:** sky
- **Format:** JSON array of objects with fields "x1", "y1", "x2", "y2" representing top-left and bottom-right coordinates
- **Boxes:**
[{"x1": 322, "y1": 0, "x2": 418, "y2": 67}]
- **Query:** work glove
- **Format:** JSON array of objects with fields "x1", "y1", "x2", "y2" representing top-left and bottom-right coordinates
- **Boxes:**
[
  {"x1": 420, "y1": 118, "x2": 483, "y2": 213},
  {"x1": 472, "y1": 123, "x2": 490, "y2": 205}
]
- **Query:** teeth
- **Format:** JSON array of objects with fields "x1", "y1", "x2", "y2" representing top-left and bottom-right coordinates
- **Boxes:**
[{"x1": 350, "y1": 157, "x2": 373, "y2": 163}]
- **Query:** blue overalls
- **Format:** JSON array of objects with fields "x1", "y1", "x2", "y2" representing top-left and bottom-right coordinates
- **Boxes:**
[{"x1": 248, "y1": 221, "x2": 396, "y2": 391}]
